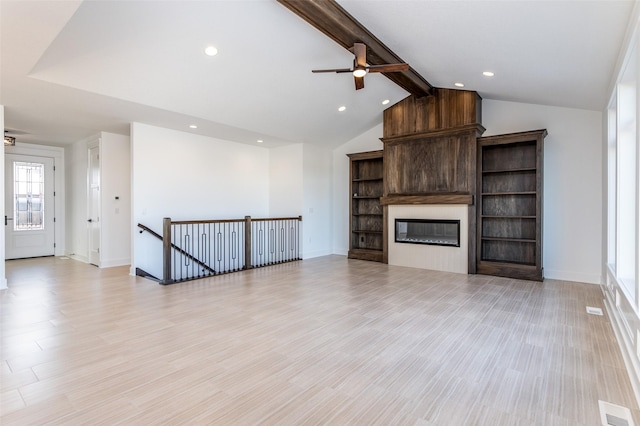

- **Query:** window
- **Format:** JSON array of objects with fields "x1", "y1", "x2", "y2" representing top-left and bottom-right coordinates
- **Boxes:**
[
  {"x1": 13, "y1": 161, "x2": 45, "y2": 231},
  {"x1": 608, "y1": 34, "x2": 639, "y2": 307}
]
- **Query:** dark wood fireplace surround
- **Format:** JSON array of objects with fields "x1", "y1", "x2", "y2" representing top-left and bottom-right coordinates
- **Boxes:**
[
  {"x1": 379, "y1": 89, "x2": 483, "y2": 272},
  {"x1": 354, "y1": 88, "x2": 545, "y2": 281}
]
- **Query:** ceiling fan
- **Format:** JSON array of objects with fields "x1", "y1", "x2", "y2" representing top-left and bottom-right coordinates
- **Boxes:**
[
  {"x1": 4, "y1": 129, "x2": 25, "y2": 146},
  {"x1": 312, "y1": 42, "x2": 409, "y2": 90}
]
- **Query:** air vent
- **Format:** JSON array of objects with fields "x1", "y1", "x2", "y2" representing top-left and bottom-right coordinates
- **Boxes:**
[
  {"x1": 599, "y1": 400, "x2": 635, "y2": 426},
  {"x1": 587, "y1": 306, "x2": 604, "y2": 315}
]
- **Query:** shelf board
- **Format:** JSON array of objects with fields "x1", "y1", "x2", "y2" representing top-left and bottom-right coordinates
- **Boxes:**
[
  {"x1": 352, "y1": 177, "x2": 383, "y2": 182},
  {"x1": 481, "y1": 237, "x2": 536, "y2": 243},
  {"x1": 481, "y1": 191, "x2": 536, "y2": 196},
  {"x1": 481, "y1": 215, "x2": 536, "y2": 219},
  {"x1": 482, "y1": 167, "x2": 536, "y2": 174},
  {"x1": 352, "y1": 230, "x2": 383, "y2": 234},
  {"x1": 352, "y1": 196, "x2": 381, "y2": 199}
]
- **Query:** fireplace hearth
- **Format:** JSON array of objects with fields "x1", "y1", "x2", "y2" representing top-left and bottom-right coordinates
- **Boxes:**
[{"x1": 395, "y1": 219, "x2": 460, "y2": 247}]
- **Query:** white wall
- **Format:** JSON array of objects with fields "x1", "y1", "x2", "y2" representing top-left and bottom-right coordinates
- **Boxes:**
[
  {"x1": 1, "y1": 105, "x2": 5, "y2": 289},
  {"x1": 269, "y1": 144, "x2": 303, "y2": 216},
  {"x1": 331, "y1": 123, "x2": 384, "y2": 255},
  {"x1": 131, "y1": 123, "x2": 270, "y2": 278},
  {"x1": 482, "y1": 100, "x2": 603, "y2": 284},
  {"x1": 331, "y1": 105, "x2": 602, "y2": 284},
  {"x1": 100, "y1": 132, "x2": 131, "y2": 267},
  {"x1": 302, "y1": 143, "x2": 332, "y2": 258}
]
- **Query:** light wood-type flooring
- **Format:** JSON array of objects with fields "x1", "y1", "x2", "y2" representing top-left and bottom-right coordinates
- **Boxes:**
[{"x1": 1, "y1": 255, "x2": 639, "y2": 425}]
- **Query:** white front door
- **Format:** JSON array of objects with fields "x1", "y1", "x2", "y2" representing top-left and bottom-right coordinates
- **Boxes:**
[
  {"x1": 5, "y1": 154, "x2": 55, "y2": 259},
  {"x1": 88, "y1": 145, "x2": 100, "y2": 266}
]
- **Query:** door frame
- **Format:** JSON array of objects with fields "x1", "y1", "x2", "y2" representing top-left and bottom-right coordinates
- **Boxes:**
[
  {"x1": 87, "y1": 140, "x2": 100, "y2": 266},
  {"x1": 4, "y1": 143, "x2": 65, "y2": 257}
]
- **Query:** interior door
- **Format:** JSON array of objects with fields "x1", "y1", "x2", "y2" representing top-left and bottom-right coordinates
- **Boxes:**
[
  {"x1": 88, "y1": 145, "x2": 100, "y2": 266},
  {"x1": 5, "y1": 154, "x2": 55, "y2": 259}
]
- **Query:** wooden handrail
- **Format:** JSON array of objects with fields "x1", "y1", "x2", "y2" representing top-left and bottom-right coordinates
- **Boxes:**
[{"x1": 169, "y1": 216, "x2": 302, "y2": 225}]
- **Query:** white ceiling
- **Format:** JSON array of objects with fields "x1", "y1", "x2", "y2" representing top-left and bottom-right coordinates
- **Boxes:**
[{"x1": 1, "y1": 0, "x2": 635, "y2": 148}]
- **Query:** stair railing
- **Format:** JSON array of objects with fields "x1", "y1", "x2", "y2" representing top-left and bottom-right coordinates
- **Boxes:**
[{"x1": 139, "y1": 215, "x2": 302, "y2": 285}]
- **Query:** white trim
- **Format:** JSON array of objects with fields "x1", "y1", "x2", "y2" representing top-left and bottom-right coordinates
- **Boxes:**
[
  {"x1": 604, "y1": 294, "x2": 640, "y2": 409},
  {"x1": 544, "y1": 269, "x2": 603, "y2": 285}
]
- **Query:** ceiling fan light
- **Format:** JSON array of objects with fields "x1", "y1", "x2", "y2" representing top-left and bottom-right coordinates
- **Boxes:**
[{"x1": 353, "y1": 68, "x2": 367, "y2": 78}]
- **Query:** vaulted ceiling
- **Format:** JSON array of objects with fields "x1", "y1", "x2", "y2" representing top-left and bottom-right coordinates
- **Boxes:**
[{"x1": 1, "y1": 0, "x2": 634, "y2": 148}]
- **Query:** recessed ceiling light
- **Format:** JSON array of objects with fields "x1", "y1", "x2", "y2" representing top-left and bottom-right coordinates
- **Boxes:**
[
  {"x1": 454, "y1": 82, "x2": 465, "y2": 88},
  {"x1": 338, "y1": 106, "x2": 346, "y2": 112},
  {"x1": 382, "y1": 99, "x2": 390, "y2": 105},
  {"x1": 204, "y1": 45, "x2": 218, "y2": 56},
  {"x1": 189, "y1": 125, "x2": 198, "y2": 129},
  {"x1": 483, "y1": 71, "x2": 495, "y2": 77},
  {"x1": 257, "y1": 139, "x2": 263, "y2": 143}
]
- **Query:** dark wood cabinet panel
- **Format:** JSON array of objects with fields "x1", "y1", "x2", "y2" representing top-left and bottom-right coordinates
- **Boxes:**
[
  {"x1": 348, "y1": 151, "x2": 384, "y2": 262},
  {"x1": 476, "y1": 130, "x2": 546, "y2": 281}
]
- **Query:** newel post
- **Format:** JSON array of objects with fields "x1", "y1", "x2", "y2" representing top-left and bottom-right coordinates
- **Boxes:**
[
  {"x1": 244, "y1": 216, "x2": 252, "y2": 270},
  {"x1": 161, "y1": 217, "x2": 174, "y2": 285}
]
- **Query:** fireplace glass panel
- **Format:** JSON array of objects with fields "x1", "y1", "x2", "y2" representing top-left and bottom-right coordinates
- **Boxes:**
[{"x1": 395, "y1": 219, "x2": 460, "y2": 247}]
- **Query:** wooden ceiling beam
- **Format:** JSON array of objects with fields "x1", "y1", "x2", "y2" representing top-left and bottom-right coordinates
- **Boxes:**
[{"x1": 277, "y1": 0, "x2": 434, "y2": 97}]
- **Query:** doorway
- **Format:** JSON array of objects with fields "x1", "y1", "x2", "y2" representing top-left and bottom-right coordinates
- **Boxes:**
[{"x1": 4, "y1": 154, "x2": 55, "y2": 259}]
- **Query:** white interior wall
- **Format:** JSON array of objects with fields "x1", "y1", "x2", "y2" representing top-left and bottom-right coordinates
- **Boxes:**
[
  {"x1": 331, "y1": 123, "x2": 384, "y2": 255},
  {"x1": 302, "y1": 143, "x2": 332, "y2": 258},
  {"x1": 330, "y1": 105, "x2": 602, "y2": 284},
  {"x1": 482, "y1": 99, "x2": 603, "y2": 284},
  {"x1": 131, "y1": 123, "x2": 270, "y2": 278},
  {"x1": 100, "y1": 132, "x2": 131, "y2": 267},
  {"x1": 269, "y1": 144, "x2": 303, "y2": 217}
]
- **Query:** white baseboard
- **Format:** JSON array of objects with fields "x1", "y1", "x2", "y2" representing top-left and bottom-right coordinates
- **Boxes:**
[
  {"x1": 302, "y1": 249, "x2": 332, "y2": 259},
  {"x1": 66, "y1": 253, "x2": 89, "y2": 263},
  {"x1": 100, "y1": 258, "x2": 131, "y2": 268},
  {"x1": 544, "y1": 269, "x2": 602, "y2": 285}
]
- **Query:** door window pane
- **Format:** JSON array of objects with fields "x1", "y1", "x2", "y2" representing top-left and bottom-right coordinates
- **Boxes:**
[{"x1": 13, "y1": 161, "x2": 45, "y2": 231}]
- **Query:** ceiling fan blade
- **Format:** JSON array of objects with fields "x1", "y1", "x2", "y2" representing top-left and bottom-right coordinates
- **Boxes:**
[
  {"x1": 354, "y1": 75, "x2": 364, "y2": 90},
  {"x1": 353, "y1": 43, "x2": 366, "y2": 68},
  {"x1": 367, "y1": 63, "x2": 409, "y2": 73},
  {"x1": 312, "y1": 68, "x2": 352, "y2": 73}
]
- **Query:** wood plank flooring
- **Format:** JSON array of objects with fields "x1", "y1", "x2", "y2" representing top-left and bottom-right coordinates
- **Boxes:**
[{"x1": 1, "y1": 255, "x2": 638, "y2": 425}]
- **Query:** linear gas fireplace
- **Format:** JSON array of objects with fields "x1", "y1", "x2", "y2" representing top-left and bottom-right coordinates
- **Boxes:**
[{"x1": 395, "y1": 219, "x2": 460, "y2": 247}]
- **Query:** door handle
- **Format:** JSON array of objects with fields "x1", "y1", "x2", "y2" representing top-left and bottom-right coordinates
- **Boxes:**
[
  {"x1": 87, "y1": 219, "x2": 93, "y2": 223},
  {"x1": 5, "y1": 216, "x2": 13, "y2": 226}
]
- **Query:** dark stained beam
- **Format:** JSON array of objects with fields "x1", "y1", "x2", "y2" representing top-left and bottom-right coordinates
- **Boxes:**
[{"x1": 277, "y1": 0, "x2": 434, "y2": 97}]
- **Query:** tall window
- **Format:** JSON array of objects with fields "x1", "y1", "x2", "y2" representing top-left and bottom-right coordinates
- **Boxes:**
[
  {"x1": 13, "y1": 161, "x2": 45, "y2": 231},
  {"x1": 608, "y1": 35, "x2": 639, "y2": 307}
]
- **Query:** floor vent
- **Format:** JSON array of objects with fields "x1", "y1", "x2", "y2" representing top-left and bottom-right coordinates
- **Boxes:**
[
  {"x1": 599, "y1": 400, "x2": 635, "y2": 426},
  {"x1": 587, "y1": 306, "x2": 604, "y2": 315}
]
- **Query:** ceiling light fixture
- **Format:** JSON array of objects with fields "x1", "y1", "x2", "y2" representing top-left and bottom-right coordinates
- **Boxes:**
[
  {"x1": 4, "y1": 136, "x2": 15, "y2": 146},
  {"x1": 257, "y1": 139, "x2": 264, "y2": 143},
  {"x1": 352, "y1": 68, "x2": 367, "y2": 78},
  {"x1": 382, "y1": 99, "x2": 390, "y2": 105},
  {"x1": 189, "y1": 125, "x2": 198, "y2": 129},
  {"x1": 454, "y1": 82, "x2": 465, "y2": 88},
  {"x1": 204, "y1": 45, "x2": 218, "y2": 56},
  {"x1": 483, "y1": 71, "x2": 495, "y2": 77},
  {"x1": 338, "y1": 106, "x2": 346, "y2": 112}
]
